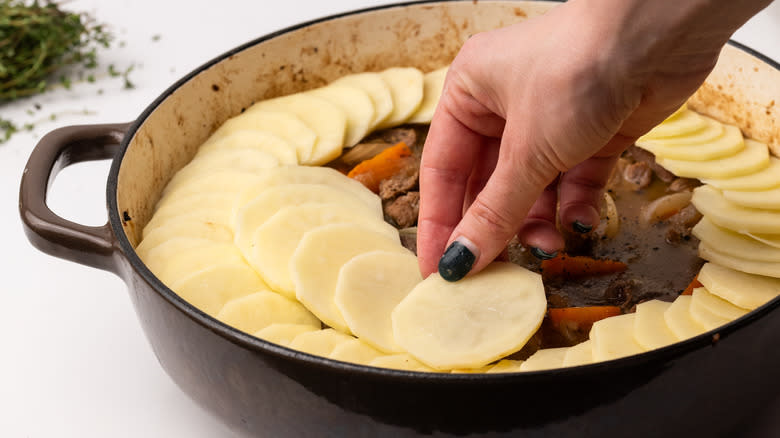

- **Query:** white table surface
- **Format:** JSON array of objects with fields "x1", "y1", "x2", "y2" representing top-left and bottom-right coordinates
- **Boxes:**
[{"x1": 1, "y1": 1, "x2": 779, "y2": 437}]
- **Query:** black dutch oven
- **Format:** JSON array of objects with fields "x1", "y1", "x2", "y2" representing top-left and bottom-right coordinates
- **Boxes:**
[{"x1": 18, "y1": 1, "x2": 780, "y2": 436}]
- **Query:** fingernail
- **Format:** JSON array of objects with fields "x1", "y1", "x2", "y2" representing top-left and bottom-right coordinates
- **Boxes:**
[
  {"x1": 530, "y1": 247, "x2": 558, "y2": 260},
  {"x1": 572, "y1": 220, "x2": 592, "y2": 234},
  {"x1": 438, "y1": 239, "x2": 477, "y2": 282}
]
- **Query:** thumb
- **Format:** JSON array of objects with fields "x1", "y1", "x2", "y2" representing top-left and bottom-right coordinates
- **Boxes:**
[{"x1": 437, "y1": 121, "x2": 559, "y2": 281}]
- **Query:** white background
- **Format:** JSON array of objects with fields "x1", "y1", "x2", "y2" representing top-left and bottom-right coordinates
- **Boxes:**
[{"x1": 1, "y1": 1, "x2": 779, "y2": 437}]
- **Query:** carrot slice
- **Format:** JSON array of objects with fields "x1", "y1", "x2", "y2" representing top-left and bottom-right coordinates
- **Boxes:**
[
  {"x1": 541, "y1": 254, "x2": 627, "y2": 280},
  {"x1": 347, "y1": 141, "x2": 412, "y2": 193},
  {"x1": 548, "y1": 306, "x2": 622, "y2": 331},
  {"x1": 681, "y1": 275, "x2": 702, "y2": 296}
]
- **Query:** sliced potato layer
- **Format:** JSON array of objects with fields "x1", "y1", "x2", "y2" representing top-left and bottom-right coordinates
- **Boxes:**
[
  {"x1": 291, "y1": 224, "x2": 410, "y2": 333},
  {"x1": 723, "y1": 184, "x2": 780, "y2": 210},
  {"x1": 197, "y1": 130, "x2": 298, "y2": 165},
  {"x1": 703, "y1": 157, "x2": 780, "y2": 191},
  {"x1": 689, "y1": 287, "x2": 731, "y2": 330},
  {"x1": 690, "y1": 287, "x2": 749, "y2": 320},
  {"x1": 657, "y1": 139, "x2": 769, "y2": 179},
  {"x1": 637, "y1": 115, "x2": 724, "y2": 147},
  {"x1": 634, "y1": 300, "x2": 678, "y2": 350},
  {"x1": 640, "y1": 109, "x2": 707, "y2": 139},
  {"x1": 407, "y1": 66, "x2": 448, "y2": 124},
  {"x1": 308, "y1": 84, "x2": 375, "y2": 147},
  {"x1": 638, "y1": 123, "x2": 743, "y2": 161},
  {"x1": 377, "y1": 67, "x2": 424, "y2": 128},
  {"x1": 664, "y1": 295, "x2": 707, "y2": 340},
  {"x1": 136, "y1": 221, "x2": 233, "y2": 260},
  {"x1": 217, "y1": 290, "x2": 321, "y2": 335},
  {"x1": 590, "y1": 314, "x2": 645, "y2": 361},
  {"x1": 691, "y1": 185, "x2": 780, "y2": 234},
  {"x1": 699, "y1": 242, "x2": 780, "y2": 278},
  {"x1": 334, "y1": 251, "x2": 422, "y2": 353},
  {"x1": 486, "y1": 360, "x2": 525, "y2": 373},
  {"x1": 562, "y1": 340, "x2": 594, "y2": 367},
  {"x1": 692, "y1": 218, "x2": 780, "y2": 262},
  {"x1": 170, "y1": 263, "x2": 266, "y2": 315},
  {"x1": 328, "y1": 339, "x2": 384, "y2": 365},
  {"x1": 392, "y1": 262, "x2": 546, "y2": 370},
  {"x1": 369, "y1": 354, "x2": 435, "y2": 372},
  {"x1": 254, "y1": 323, "x2": 320, "y2": 347},
  {"x1": 157, "y1": 171, "x2": 262, "y2": 207},
  {"x1": 288, "y1": 329, "x2": 354, "y2": 357},
  {"x1": 332, "y1": 72, "x2": 394, "y2": 129},
  {"x1": 166, "y1": 148, "x2": 279, "y2": 190},
  {"x1": 154, "y1": 243, "x2": 247, "y2": 285},
  {"x1": 519, "y1": 347, "x2": 569, "y2": 372},
  {"x1": 697, "y1": 262, "x2": 780, "y2": 310}
]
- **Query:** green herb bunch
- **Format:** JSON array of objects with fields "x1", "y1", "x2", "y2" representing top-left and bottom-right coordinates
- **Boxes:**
[{"x1": 0, "y1": 0, "x2": 112, "y2": 102}]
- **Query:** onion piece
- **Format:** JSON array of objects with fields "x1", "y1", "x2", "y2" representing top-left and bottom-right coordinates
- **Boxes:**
[
  {"x1": 595, "y1": 192, "x2": 620, "y2": 239},
  {"x1": 640, "y1": 192, "x2": 693, "y2": 226}
]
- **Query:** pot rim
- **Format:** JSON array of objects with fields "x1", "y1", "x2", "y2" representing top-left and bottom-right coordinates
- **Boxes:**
[{"x1": 107, "y1": 0, "x2": 780, "y2": 381}]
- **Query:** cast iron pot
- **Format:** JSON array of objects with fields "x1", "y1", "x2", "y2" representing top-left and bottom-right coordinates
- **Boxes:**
[{"x1": 18, "y1": 1, "x2": 780, "y2": 437}]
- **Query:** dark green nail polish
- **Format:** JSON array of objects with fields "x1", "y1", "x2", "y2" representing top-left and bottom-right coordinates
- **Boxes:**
[
  {"x1": 572, "y1": 220, "x2": 592, "y2": 234},
  {"x1": 530, "y1": 247, "x2": 557, "y2": 260},
  {"x1": 438, "y1": 241, "x2": 475, "y2": 282}
]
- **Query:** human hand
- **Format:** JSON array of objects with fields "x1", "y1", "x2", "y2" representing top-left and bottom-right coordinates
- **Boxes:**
[{"x1": 417, "y1": 0, "x2": 773, "y2": 281}]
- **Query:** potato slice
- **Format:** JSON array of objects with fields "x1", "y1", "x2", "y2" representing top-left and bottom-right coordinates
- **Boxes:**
[
  {"x1": 234, "y1": 166, "x2": 382, "y2": 218},
  {"x1": 407, "y1": 66, "x2": 448, "y2": 124},
  {"x1": 158, "y1": 171, "x2": 262, "y2": 207},
  {"x1": 451, "y1": 365, "x2": 494, "y2": 374},
  {"x1": 692, "y1": 218, "x2": 780, "y2": 262},
  {"x1": 136, "y1": 221, "x2": 233, "y2": 260},
  {"x1": 250, "y1": 204, "x2": 398, "y2": 298},
  {"x1": 164, "y1": 148, "x2": 279, "y2": 192},
  {"x1": 638, "y1": 124, "x2": 743, "y2": 161},
  {"x1": 334, "y1": 251, "x2": 422, "y2": 353},
  {"x1": 369, "y1": 354, "x2": 435, "y2": 372},
  {"x1": 288, "y1": 329, "x2": 354, "y2": 357},
  {"x1": 699, "y1": 242, "x2": 780, "y2": 278},
  {"x1": 198, "y1": 130, "x2": 298, "y2": 165},
  {"x1": 170, "y1": 263, "x2": 267, "y2": 315},
  {"x1": 376, "y1": 67, "x2": 424, "y2": 128},
  {"x1": 723, "y1": 184, "x2": 780, "y2": 210},
  {"x1": 640, "y1": 109, "x2": 707, "y2": 139},
  {"x1": 329, "y1": 339, "x2": 384, "y2": 365},
  {"x1": 697, "y1": 262, "x2": 780, "y2": 310},
  {"x1": 691, "y1": 185, "x2": 780, "y2": 234},
  {"x1": 291, "y1": 224, "x2": 410, "y2": 333},
  {"x1": 254, "y1": 323, "x2": 320, "y2": 347},
  {"x1": 144, "y1": 194, "x2": 237, "y2": 238},
  {"x1": 234, "y1": 184, "x2": 386, "y2": 264},
  {"x1": 519, "y1": 347, "x2": 569, "y2": 371},
  {"x1": 589, "y1": 314, "x2": 645, "y2": 361},
  {"x1": 703, "y1": 157, "x2": 780, "y2": 191},
  {"x1": 141, "y1": 237, "x2": 220, "y2": 276},
  {"x1": 392, "y1": 262, "x2": 546, "y2": 370},
  {"x1": 216, "y1": 290, "x2": 320, "y2": 335},
  {"x1": 637, "y1": 115, "x2": 724, "y2": 147},
  {"x1": 562, "y1": 340, "x2": 594, "y2": 367},
  {"x1": 743, "y1": 231, "x2": 780, "y2": 249},
  {"x1": 486, "y1": 359, "x2": 525, "y2": 373},
  {"x1": 333, "y1": 72, "x2": 394, "y2": 129},
  {"x1": 308, "y1": 84, "x2": 375, "y2": 147},
  {"x1": 664, "y1": 295, "x2": 707, "y2": 340},
  {"x1": 657, "y1": 139, "x2": 769, "y2": 179},
  {"x1": 634, "y1": 300, "x2": 678, "y2": 350},
  {"x1": 155, "y1": 243, "x2": 247, "y2": 285},
  {"x1": 689, "y1": 287, "x2": 732, "y2": 330},
  {"x1": 690, "y1": 287, "x2": 749, "y2": 321},
  {"x1": 207, "y1": 110, "x2": 316, "y2": 163},
  {"x1": 249, "y1": 94, "x2": 347, "y2": 165}
]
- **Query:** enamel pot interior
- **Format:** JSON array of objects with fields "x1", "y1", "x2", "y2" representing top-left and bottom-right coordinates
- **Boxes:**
[{"x1": 105, "y1": 1, "x2": 780, "y2": 436}]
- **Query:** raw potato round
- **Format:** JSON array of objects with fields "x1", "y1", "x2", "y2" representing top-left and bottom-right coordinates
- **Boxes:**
[
  {"x1": 249, "y1": 93, "x2": 347, "y2": 165},
  {"x1": 217, "y1": 290, "x2": 321, "y2": 335},
  {"x1": 744, "y1": 231, "x2": 780, "y2": 249},
  {"x1": 376, "y1": 67, "x2": 424, "y2": 129},
  {"x1": 562, "y1": 340, "x2": 594, "y2": 367},
  {"x1": 703, "y1": 157, "x2": 780, "y2": 191},
  {"x1": 640, "y1": 109, "x2": 707, "y2": 139},
  {"x1": 144, "y1": 194, "x2": 237, "y2": 238},
  {"x1": 369, "y1": 354, "x2": 435, "y2": 372},
  {"x1": 154, "y1": 243, "x2": 247, "y2": 285},
  {"x1": 634, "y1": 300, "x2": 678, "y2": 350},
  {"x1": 637, "y1": 115, "x2": 724, "y2": 146},
  {"x1": 407, "y1": 66, "x2": 448, "y2": 124},
  {"x1": 170, "y1": 263, "x2": 267, "y2": 316},
  {"x1": 333, "y1": 72, "x2": 394, "y2": 129},
  {"x1": 308, "y1": 84, "x2": 376, "y2": 147},
  {"x1": 291, "y1": 224, "x2": 410, "y2": 334},
  {"x1": 157, "y1": 171, "x2": 262, "y2": 207},
  {"x1": 250, "y1": 204, "x2": 399, "y2": 298},
  {"x1": 207, "y1": 110, "x2": 317, "y2": 162},
  {"x1": 328, "y1": 339, "x2": 384, "y2": 365},
  {"x1": 253, "y1": 323, "x2": 320, "y2": 347},
  {"x1": 723, "y1": 184, "x2": 780, "y2": 210},
  {"x1": 589, "y1": 313, "x2": 645, "y2": 361},
  {"x1": 657, "y1": 139, "x2": 769, "y2": 179},
  {"x1": 689, "y1": 288, "x2": 731, "y2": 330},
  {"x1": 664, "y1": 295, "x2": 707, "y2": 340},
  {"x1": 197, "y1": 129, "x2": 298, "y2": 165},
  {"x1": 334, "y1": 251, "x2": 422, "y2": 353},
  {"x1": 519, "y1": 347, "x2": 569, "y2": 372},
  {"x1": 486, "y1": 359, "x2": 525, "y2": 373},
  {"x1": 691, "y1": 185, "x2": 780, "y2": 234},
  {"x1": 141, "y1": 237, "x2": 221, "y2": 277},
  {"x1": 697, "y1": 262, "x2": 780, "y2": 310},
  {"x1": 165, "y1": 148, "x2": 280, "y2": 191},
  {"x1": 638, "y1": 124, "x2": 743, "y2": 161},
  {"x1": 690, "y1": 287, "x2": 749, "y2": 320},
  {"x1": 136, "y1": 220, "x2": 233, "y2": 260},
  {"x1": 234, "y1": 166, "x2": 382, "y2": 217},
  {"x1": 288, "y1": 329, "x2": 354, "y2": 357},
  {"x1": 692, "y1": 218, "x2": 780, "y2": 262},
  {"x1": 699, "y1": 241, "x2": 780, "y2": 278},
  {"x1": 391, "y1": 262, "x2": 546, "y2": 370},
  {"x1": 233, "y1": 184, "x2": 385, "y2": 263}
]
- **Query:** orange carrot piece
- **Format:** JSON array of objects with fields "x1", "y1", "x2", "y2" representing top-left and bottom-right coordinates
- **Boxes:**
[
  {"x1": 548, "y1": 306, "x2": 622, "y2": 330},
  {"x1": 540, "y1": 254, "x2": 627, "y2": 280},
  {"x1": 681, "y1": 275, "x2": 702, "y2": 296},
  {"x1": 347, "y1": 141, "x2": 412, "y2": 193}
]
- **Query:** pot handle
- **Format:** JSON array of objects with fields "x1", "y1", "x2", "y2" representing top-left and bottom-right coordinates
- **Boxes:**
[{"x1": 19, "y1": 123, "x2": 132, "y2": 274}]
